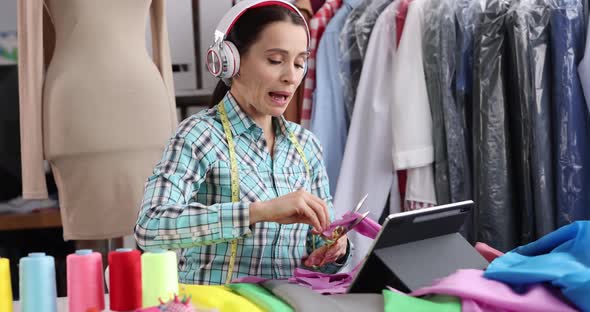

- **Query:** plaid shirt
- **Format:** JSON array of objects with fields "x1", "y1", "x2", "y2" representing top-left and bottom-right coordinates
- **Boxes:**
[
  {"x1": 135, "y1": 92, "x2": 348, "y2": 285},
  {"x1": 300, "y1": 0, "x2": 343, "y2": 129}
]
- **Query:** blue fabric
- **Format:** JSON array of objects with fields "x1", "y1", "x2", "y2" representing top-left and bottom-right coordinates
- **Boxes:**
[
  {"x1": 550, "y1": 0, "x2": 590, "y2": 225},
  {"x1": 484, "y1": 221, "x2": 590, "y2": 311},
  {"x1": 311, "y1": 0, "x2": 362, "y2": 196}
]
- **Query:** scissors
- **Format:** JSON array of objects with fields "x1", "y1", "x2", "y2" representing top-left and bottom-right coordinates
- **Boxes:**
[{"x1": 329, "y1": 193, "x2": 370, "y2": 239}]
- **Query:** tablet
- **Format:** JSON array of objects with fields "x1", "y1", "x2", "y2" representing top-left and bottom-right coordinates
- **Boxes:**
[{"x1": 347, "y1": 200, "x2": 489, "y2": 293}]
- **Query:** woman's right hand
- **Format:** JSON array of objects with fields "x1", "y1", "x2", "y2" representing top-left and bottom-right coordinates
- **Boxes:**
[{"x1": 249, "y1": 189, "x2": 330, "y2": 233}]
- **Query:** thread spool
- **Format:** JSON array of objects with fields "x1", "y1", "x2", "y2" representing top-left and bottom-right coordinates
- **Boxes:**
[
  {"x1": 67, "y1": 249, "x2": 105, "y2": 312},
  {"x1": 19, "y1": 252, "x2": 57, "y2": 312},
  {"x1": 0, "y1": 258, "x2": 13, "y2": 312},
  {"x1": 108, "y1": 248, "x2": 142, "y2": 311},
  {"x1": 141, "y1": 249, "x2": 178, "y2": 307}
]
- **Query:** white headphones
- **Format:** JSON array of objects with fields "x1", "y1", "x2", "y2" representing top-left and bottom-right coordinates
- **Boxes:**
[{"x1": 206, "y1": 0, "x2": 310, "y2": 82}]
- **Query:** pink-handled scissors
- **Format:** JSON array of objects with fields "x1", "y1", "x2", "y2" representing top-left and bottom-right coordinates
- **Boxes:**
[{"x1": 330, "y1": 194, "x2": 369, "y2": 239}]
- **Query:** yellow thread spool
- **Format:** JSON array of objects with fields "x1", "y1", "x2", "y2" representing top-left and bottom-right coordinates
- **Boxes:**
[
  {"x1": 0, "y1": 258, "x2": 13, "y2": 312},
  {"x1": 141, "y1": 250, "x2": 178, "y2": 307}
]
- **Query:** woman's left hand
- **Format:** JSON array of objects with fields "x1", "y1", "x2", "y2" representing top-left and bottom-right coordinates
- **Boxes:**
[{"x1": 304, "y1": 234, "x2": 348, "y2": 267}]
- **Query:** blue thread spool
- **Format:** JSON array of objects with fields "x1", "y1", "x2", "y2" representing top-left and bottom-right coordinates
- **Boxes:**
[{"x1": 19, "y1": 252, "x2": 57, "y2": 312}]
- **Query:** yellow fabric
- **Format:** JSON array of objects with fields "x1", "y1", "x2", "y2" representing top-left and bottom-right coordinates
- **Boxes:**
[{"x1": 179, "y1": 284, "x2": 264, "y2": 312}]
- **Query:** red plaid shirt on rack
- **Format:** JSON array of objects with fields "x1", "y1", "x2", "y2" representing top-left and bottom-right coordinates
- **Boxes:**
[{"x1": 300, "y1": 0, "x2": 343, "y2": 129}]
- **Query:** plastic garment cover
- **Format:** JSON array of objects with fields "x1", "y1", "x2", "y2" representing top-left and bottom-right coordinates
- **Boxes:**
[
  {"x1": 526, "y1": 1, "x2": 557, "y2": 238},
  {"x1": 484, "y1": 221, "x2": 590, "y2": 312},
  {"x1": 424, "y1": 0, "x2": 474, "y2": 205},
  {"x1": 504, "y1": 0, "x2": 556, "y2": 244},
  {"x1": 549, "y1": 0, "x2": 590, "y2": 226},
  {"x1": 508, "y1": 0, "x2": 557, "y2": 240},
  {"x1": 354, "y1": 0, "x2": 393, "y2": 58},
  {"x1": 472, "y1": 0, "x2": 516, "y2": 251},
  {"x1": 505, "y1": 2, "x2": 535, "y2": 245},
  {"x1": 338, "y1": 0, "x2": 370, "y2": 123},
  {"x1": 423, "y1": 0, "x2": 474, "y2": 241},
  {"x1": 422, "y1": 0, "x2": 452, "y2": 206},
  {"x1": 578, "y1": 9, "x2": 590, "y2": 114},
  {"x1": 455, "y1": 0, "x2": 482, "y2": 162}
]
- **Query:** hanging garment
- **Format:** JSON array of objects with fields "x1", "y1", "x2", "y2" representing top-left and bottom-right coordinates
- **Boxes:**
[
  {"x1": 338, "y1": 0, "x2": 371, "y2": 123},
  {"x1": 354, "y1": 0, "x2": 393, "y2": 59},
  {"x1": 311, "y1": 0, "x2": 363, "y2": 196},
  {"x1": 578, "y1": 2, "x2": 590, "y2": 114},
  {"x1": 423, "y1": 0, "x2": 474, "y2": 239},
  {"x1": 262, "y1": 280, "x2": 384, "y2": 312},
  {"x1": 506, "y1": 0, "x2": 556, "y2": 243},
  {"x1": 472, "y1": 0, "x2": 516, "y2": 251},
  {"x1": 505, "y1": 1, "x2": 536, "y2": 245},
  {"x1": 422, "y1": 0, "x2": 451, "y2": 206},
  {"x1": 550, "y1": 0, "x2": 590, "y2": 226},
  {"x1": 527, "y1": 0, "x2": 556, "y2": 239},
  {"x1": 391, "y1": 0, "x2": 437, "y2": 208},
  {"x1": 412, "y1": 269, "x2": 578, "y2": 312},
  {"x1": 333, "y1": 0, "x2": 402, "y2": 270},
  {"x1": 300, "y1": 0, "x2": 343, "y2": 129},
  {"x1": 454, "y1": 1, "x2": 481, "y2": 237},
  {"x1": 484, "y1": 221, "x2": 590, "y2": 312},
  {"x1": 18, "y1": 0, "x2": 177, "y2": 240},
  {"x1": 383, "y1": 291, "x2": 461, "y2": 312},
  {"x1": 284, "y1": 0, "x2": 314, "y2": 124},
  {"x1": 394, "y1": 0, "x2": 411, "y2": 206},
  {"x1": 455, "y1": 0, "x2": 482, "y2": 170}
]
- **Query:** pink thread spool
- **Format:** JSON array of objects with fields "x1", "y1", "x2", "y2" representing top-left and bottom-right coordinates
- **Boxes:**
[{"x1": 67, "y1": 249, "x2": 105, "y2": 312}]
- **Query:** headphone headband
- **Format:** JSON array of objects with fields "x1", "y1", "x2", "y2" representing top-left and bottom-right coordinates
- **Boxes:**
[
  {"x1": 213, "y1": 0, "x2": 310, "y2": 45},
  {"x1": 207, "y1": 0, "x2": 309, "y2": 81}
]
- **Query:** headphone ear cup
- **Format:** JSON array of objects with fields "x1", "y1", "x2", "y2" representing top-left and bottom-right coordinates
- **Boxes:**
[
  {"x1": 206, "y1": 44, "x2": 223, "y2": 78},
  {"x1": 220, "y1": 41, "x2": 240, "y2": 79}
]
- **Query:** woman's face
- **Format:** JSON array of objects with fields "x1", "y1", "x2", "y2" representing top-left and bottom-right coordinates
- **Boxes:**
[{"x1": 231, "y1": 21, "x2": 308, "y2": 118}]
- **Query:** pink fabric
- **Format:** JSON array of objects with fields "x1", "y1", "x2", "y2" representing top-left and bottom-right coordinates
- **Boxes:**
[
  {"x1": 288, "y1": 263, "x2": 363, "y2": 294},
  {"x1": 474, "y1": 242, "x2": 504, "y2": 263},
  {"x1": 411, "y1": 269, "x2": 577, "y2": 312},
  {"x1": 321, "y1": 212, "x2": 381, "y2": 240}
]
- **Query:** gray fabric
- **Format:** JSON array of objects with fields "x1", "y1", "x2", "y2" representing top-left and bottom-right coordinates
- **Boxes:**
[
  {"x1": 262, "y1": 280, "x2": 384, "y2": 312},
  {"x1": 339, "y1": 0, "x2": 370, "y2": 124},
  {"x1": 354, "y1": 0, "x2": 393, "y2": 58}
]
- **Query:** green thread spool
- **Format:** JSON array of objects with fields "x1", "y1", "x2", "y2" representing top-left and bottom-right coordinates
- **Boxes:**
[{"x1": 141, "y1": 249, "x2": 178, "y2": 307}]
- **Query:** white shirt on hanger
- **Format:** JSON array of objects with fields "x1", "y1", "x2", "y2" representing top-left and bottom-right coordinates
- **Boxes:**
[
  {"x1": 391, "y1": 0, "x2": 436, "y2": 206},
  {"x1": 334, "y1": 0, "x2": 402, "y2": 270}
]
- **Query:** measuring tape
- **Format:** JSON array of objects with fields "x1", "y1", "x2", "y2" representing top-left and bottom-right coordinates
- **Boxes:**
[{"x1": 218, "y1": 101, "x2": 310, "y2": 284}]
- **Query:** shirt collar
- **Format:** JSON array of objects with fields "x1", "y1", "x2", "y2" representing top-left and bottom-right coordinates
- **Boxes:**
[{"x1": 220, "y1": 92, "x2": 292, "y2": 138}]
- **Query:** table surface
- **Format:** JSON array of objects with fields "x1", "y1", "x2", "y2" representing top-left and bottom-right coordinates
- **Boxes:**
[
  {"x1": 13, "y1": 295, "x2": 112, "y2": 312},
  {"x1": 0, "y1": 209, "x2": 62, "y2": 231}
]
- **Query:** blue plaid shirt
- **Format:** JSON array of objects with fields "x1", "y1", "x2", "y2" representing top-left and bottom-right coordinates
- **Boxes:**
[{"x1": 135, "y1": 92, "x2": 349, "y2": 284}]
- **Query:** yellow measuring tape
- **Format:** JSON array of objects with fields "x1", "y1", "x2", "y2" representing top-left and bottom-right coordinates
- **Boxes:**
[{"x1": 218, "y1": 101, "x2": 310, "y2": 284}]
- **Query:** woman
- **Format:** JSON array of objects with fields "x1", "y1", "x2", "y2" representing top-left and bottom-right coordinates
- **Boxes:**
[{"x1": 135, "y1": 1, "x2": 350, "y2": 285}]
